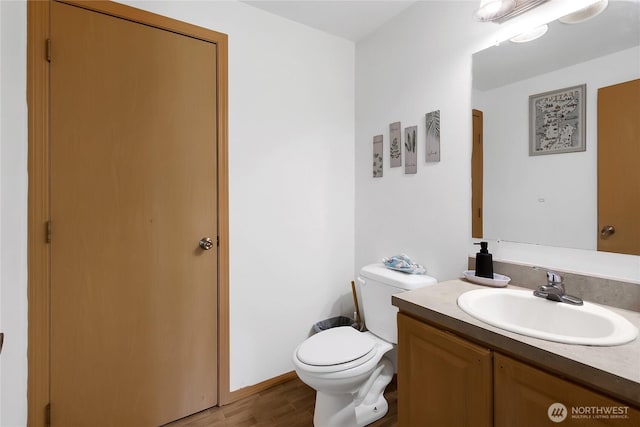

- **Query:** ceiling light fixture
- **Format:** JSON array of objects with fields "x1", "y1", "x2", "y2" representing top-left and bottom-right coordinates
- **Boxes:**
[
  {"x1": 509, "y1": 24, "x2": 549, "y2": 43},
  {"x1": 483, "y1": 0, "x2": 602, "y2": 46},
  {"x1": 559, "y1": 0, "x2": 608, "y2": 24},
  {"x1": 474, "y1": 0, "x2": 517, "y2": 22}
]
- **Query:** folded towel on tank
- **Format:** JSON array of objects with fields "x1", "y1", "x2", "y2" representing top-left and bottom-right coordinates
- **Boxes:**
[{"x1": 382, "y1": 254, "x2": 426, "y2": 275}]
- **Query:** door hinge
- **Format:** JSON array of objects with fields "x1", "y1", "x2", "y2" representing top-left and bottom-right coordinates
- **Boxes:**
[
  {"x1": 46, "y1": 39, "x2": 51, "y2": 62},
  {"x1": 217, "y1": 236, "x2": 219, "y2": 247},
  {"x1": 45, "y1": 402, "x2": 51, "y2": 426},
  {"x1": 478, "y1": 207, "x2": 482, "y2": 218},
  {"x1": 46, "y1": 221, "x2": 52, "y2": 243}
]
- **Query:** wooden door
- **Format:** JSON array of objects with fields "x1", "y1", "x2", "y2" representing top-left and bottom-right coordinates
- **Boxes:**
[
  {"x1": 598, "y1": 79, "x2": 640, "y2": 255},
  {"x1": 494, "y1": 353, "x2": 640, "y2": 426},
  {"x1": 472, "y1": 109, "x2": 484, "y2": 238},
  {"x1": 50, "y1": 2, "x2": 218, "y2": 426},
  {"x1": 397, "y1": 313, "x2": 492, "y2": 427}
]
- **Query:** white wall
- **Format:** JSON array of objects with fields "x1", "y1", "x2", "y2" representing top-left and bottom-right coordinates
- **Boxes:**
[
  {"x1": 477, "y1": 46, "x2": 640, "y2": 250},
  {"x1": 355, "y1": 1, "x2": 492, "y2": 281},
  {"x1": 1, "y1": 0, "x2": 354, "y2": 420},
  {"x1": 0, "y1": 0, "x2": 29, "y2": 425}
]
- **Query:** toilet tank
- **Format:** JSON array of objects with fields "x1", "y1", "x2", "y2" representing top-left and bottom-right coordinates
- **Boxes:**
[{"x1": 358, "y1": 263, "x2": 437, "y2": 343}]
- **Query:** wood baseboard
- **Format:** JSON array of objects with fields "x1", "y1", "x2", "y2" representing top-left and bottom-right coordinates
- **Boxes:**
[{"x1": 221, "y1": 371, "x2": 298, "y2": 405}]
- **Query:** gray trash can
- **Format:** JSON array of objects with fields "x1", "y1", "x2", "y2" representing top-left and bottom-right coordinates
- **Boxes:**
[{"x1": 313, "y1": 316, "x2": 355, "y2": 334}]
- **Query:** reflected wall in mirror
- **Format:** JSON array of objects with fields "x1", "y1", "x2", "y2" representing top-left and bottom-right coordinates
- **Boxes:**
[{"x1": 471, "y1": 0, "x2": 640, "y2": 253}]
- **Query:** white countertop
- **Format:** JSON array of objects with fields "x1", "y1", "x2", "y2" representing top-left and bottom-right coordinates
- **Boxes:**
[{"x1": 392, "y1": 279, "x2": 640, "y2": 407}]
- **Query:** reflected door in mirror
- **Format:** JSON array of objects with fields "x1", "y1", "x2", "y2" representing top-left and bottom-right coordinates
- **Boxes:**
[
  {"x1": 472, "y1": 109, "x2": 484, "y2": 238},
  {"x1": 598, "y1": 79, "x2": 640, "y2": 256}
]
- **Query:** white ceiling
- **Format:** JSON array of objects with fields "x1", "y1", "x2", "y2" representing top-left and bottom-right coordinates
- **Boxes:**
[{"x1": 241, "y1": 1, "x2": 418, "y2": 41}]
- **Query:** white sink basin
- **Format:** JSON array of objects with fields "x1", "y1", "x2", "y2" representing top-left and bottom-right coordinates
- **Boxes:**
[{"x1": 457, "y1": 289, "x2": 638, "y2": 346}]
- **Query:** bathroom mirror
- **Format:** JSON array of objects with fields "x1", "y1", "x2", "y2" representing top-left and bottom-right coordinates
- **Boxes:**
[{"x1": 471, "y1": 0, "x2": 640, "y2": 252}]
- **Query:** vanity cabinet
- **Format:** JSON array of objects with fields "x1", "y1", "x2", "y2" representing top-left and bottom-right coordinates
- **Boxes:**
[
  {"x1": 397, "y1": 313, "x2": 493, "y2": 427},
  {"x1": 494, "y1": 353, "x2": 640, "y2": 426},
  {"x1": 397, "y1": 312, "x2": 640, "y2": 427}
]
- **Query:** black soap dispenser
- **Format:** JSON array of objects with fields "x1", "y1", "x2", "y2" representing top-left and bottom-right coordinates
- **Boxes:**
[{"x1": 474, "y1": 241, "x2": 494, "y2": 279}]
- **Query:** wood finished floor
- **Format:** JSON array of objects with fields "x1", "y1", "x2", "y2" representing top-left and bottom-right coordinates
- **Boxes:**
[{"x1": 165, "y1": 376, "x2": 397, "y2": 427}]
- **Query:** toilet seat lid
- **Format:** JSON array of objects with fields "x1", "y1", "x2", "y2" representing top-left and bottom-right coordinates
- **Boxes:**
[{"x1": 296, "y1": 327, "x2": 375, "y2": 366}]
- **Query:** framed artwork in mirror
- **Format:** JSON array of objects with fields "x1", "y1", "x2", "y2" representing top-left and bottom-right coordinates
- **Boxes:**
[{"x1": 529, "y1": 84, "x2": 586, "y2": 156}]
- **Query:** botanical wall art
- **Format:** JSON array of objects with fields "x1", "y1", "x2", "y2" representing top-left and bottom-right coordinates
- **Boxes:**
[
  {"x1": 404, "y1": 126, "x2": 417, "y2": 174},
  {"x1": 373, "y1": 134, "x2": 383, "y2": 177},
  {"x1": 389, "y1": 122, "x2": 402, "y2": 167},
  {"x1": 425, "y1": 110, "x2": 440, "y2": 162},
  {"x1": 529, "y1": 84, "x2": 586, "y2": 156}
]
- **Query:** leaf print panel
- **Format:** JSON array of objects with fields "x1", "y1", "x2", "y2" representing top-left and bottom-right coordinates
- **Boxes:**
[
  {"x1": 390, "y1": 121, "x2": 402, "y2": 167},
  {"x1": 373, "y1": 134, "x2": 383, "y2": 177},
  {"x1": 404, "y1": 126, "x2": 417, "y2": 174},
  {"x1": 425, "y1": 110, "x2": 440, "y2": 162}
]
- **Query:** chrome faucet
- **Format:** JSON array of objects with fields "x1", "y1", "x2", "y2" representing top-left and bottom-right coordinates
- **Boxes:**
[{"x1": 533, "y1": 271, "x2": 583, "y2": 305}]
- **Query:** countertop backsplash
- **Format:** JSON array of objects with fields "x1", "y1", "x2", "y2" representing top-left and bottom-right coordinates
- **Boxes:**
[{"x1": 468, "y1": 258, "x2": 640, "y2": 312}]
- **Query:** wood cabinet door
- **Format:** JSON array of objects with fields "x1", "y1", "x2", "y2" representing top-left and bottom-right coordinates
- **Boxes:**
[
  {"x1": 495, "y1": 353, "x2": 640, "y2": 426},
  {"x1": 397, "y1": 313, "x2": 493, "y2": 427}
]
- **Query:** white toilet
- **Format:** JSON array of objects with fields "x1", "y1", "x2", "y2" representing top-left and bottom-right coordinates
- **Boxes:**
[{"x1": 293, "y1": 263, "x2": 437, "y2": 427}]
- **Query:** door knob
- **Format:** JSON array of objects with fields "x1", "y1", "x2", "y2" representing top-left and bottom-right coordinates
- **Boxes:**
[
  {"x1": 600, "y1": 225, "x2": 616, "y2": 239},
  {"x1": 199, "y1": 237, "x2": 214, "y2": 250}
]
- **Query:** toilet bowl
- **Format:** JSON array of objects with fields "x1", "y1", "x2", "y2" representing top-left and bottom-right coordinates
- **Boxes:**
[
  {"x1": 293, "y1": 263, "x2": 437, "y2": 427},
  {"x1": 293, "y1": 327, "x2": 394, "y2": 426}
]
